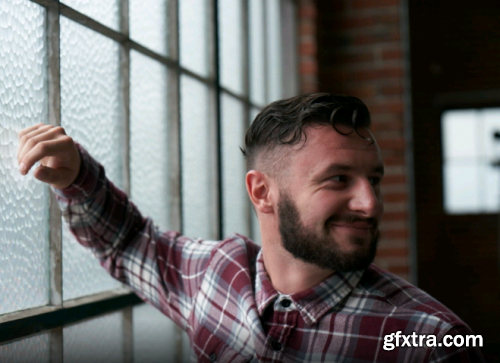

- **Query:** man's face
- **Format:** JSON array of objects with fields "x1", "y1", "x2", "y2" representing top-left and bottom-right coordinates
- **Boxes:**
[{"x1": 276, "y1": 125, "x2": 384, "y2": 272}]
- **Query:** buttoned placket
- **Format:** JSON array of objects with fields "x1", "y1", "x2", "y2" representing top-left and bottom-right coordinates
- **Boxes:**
[{"x1": 261, "y1": 294, "x2": 299, "y2": 362}]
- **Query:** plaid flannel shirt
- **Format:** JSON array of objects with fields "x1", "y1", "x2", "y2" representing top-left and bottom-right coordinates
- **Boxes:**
[{"x1": 53, "y1": 144, "x2": 485, "y2": 363}]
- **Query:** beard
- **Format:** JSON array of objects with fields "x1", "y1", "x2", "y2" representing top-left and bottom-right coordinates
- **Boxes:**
[{"x1": 277, "y1": 190, "x2": 379, "y2": 272}]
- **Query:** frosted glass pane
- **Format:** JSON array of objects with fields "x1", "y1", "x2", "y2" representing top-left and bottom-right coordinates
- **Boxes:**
[
  {"x1": 442, "y1": 110, "x2": 478, "y2": 159},
  {"x1": 443, "y1": 163, "x2": 480, "y2": 214},
  {"x1": 0, "y1": 0, "x2": 50, "y2": 314},
  {"x1": 249, "y1": 0, "x2": 266, "y2": 106},
  {"x1": 61, "y1": 0, "x2": 119, "y2": 31},
  {"x1": 180, "y1": 76, "x2": 217, "y2": 239},
  {"x1": 482, "y1": 163, "x2": 500, "y2": 212},
  {"x1": 64, "y1": 312, "x2": 124, "y2": 363},
  {"x1": 219, "y1": 0, "x2": 244, "y2": 95},
  {"x1": 181, "y1": 331, "x2": 194, "y2": 363},
  {"x1": 180, "y1": 0, "x2": 209, "y2": 76},
  {"x1": 221, "y1": 93, "x2": 248, "y2": 237},
  {"x1": 0, "y1": 333, "x2": 50, "y2": 363},
  {"x1": 480, "y1": 108, "x2": 500, "y2": 159},
  {"x1": 266, "y1": 0, "x2": 282, "y2": 102},
  {"x1": 60, "y1": 17, "x2": 123, "y2": 300},
  {"x1": 130, "y1": 51, "x2": 170, "y2": 229},
  {"x1": 133, "y1": 304, "x2": 178, "y2": 363},
  {"x1": 130, "y1": 0, "x2": 169, "y2": 56}
]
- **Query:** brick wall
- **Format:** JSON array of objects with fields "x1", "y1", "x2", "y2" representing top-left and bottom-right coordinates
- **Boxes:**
[{"x1": 299, "y1": 0, "x2": 410, "y2": 281}]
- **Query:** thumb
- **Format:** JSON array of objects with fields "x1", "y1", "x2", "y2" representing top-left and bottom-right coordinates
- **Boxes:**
[{"x1": 34, "y1": 165, "x2": 77, "y2": 189}]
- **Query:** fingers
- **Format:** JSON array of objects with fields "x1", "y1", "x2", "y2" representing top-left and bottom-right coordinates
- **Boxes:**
[
  {"x1": 20, "y1": 136, "x2": 73, "y2": 175},
  {"x1": 33, "y1": 164, "x2": 77, "y2": 189},
  {"x1": 17, "y1": 124, "x2": 53, "y2": 161}
]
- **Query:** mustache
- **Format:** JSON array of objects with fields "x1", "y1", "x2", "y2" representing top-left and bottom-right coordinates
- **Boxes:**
[{"x1": 326, "y1": 215, "x2": 378, "y2": 229}]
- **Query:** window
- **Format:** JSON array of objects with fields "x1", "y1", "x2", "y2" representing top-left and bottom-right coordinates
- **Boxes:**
[
  {"x1": 0, "y1": 0, "x2": 299, "y2": 361},
  {"x1": 442, "y1": 108, "x2": 500, "y2": 214}
]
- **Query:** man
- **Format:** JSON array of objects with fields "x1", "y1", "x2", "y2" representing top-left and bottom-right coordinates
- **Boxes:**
[{"x1": 18, "y1": 94, "x2": 484, "y2": 362}]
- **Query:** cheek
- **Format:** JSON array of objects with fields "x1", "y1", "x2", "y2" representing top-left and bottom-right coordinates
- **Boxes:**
[{"x1": 300, "y1": 193, "x2": 345, "y2": 225}]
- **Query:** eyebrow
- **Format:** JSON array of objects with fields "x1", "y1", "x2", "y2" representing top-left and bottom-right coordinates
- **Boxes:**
[{"x1": 314, "y1": 163, "x2": 385, "y2": 181}]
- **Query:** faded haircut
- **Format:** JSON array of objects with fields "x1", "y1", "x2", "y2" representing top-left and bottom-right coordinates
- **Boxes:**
[{"x1": 241, "y1": 93, "x2": 372, "y2": 177}]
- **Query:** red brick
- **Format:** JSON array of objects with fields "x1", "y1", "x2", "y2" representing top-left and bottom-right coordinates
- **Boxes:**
[
  {"x1": 352, "y1": 31, "x2": 400, "y2": 46},
  {"x1": 352, "y1": 0, "x2": 400, "y2": 9},
  {"x1": 380, "y1": 84, "x2": 403, "y2": 95},
  {"x1": 377, "y1": 137, "x2": 406, "y2": 150},
  {"x1": 381, "y1": 229, "x2": 409, "y2": 239},
  {"x1": 300, "y1": 61, "x2": 318, "y2": 75},
  {"x1": 332, "y1": 16, "x2": 375, "y2": 29},
  {"x1": 300, "y1": 42, "x2": 317, "y2": 56},
  {"x1": 382, "y1": 48, "x2": 402, "y2": 60},
  {"x1": 370, "y1": 101, "x2": 404, "y2": 114},
  {"x1": 383, "y1": 211, "x2": 407, "y2": 221},
  {"x1": 299, "y1": 1, "x2": 316, "y2": 18},
  {"x1": 383, "y1": 155, "x2": 405, "y2": 166},
  {"x1": 335, "y1": 51, "x2": 374, "y2": 64},
  {"x1": 382, "y1": 174, "x2": 406, "y2": 184},
  {"x1": 300, "y1": 22, "x2": 315, "y2": 36},
  {"x1": 377, "y1": 247, "x2": 408, "y2": 257},
  {"x1": 352, "y1": 67, "x2": 403, "y2": 81},
  {"x1": 388, "y1": 265, "x2": 410, "y2": 275},
  {"x1": 383, "y1": 192, "x2": 408, "y2": 203}
]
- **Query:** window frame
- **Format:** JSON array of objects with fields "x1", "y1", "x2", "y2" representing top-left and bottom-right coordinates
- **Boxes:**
[{"x1": 0, "y1": 0, "x2": 299, "y2": 360}]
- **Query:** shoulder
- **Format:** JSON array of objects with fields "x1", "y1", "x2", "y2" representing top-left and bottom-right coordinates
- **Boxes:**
[{"x1": 354, "y1": 264, "x2": 469, "y2": 333}]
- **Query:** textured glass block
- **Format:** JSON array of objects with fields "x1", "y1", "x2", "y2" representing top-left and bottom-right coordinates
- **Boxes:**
[
  {"x1": 180, "y1": 75, "x2": 217, "y2": 239},
  {"x1": 443, "y1": 162, "x2": 480, "y2": 214},
  {"x1": 482, "y1": 162, "x2": 500, "y2": 212},
  {"x1": 130, "y1": 50, "x2": 170, "y2": 230},
  {"x1": 480, "y1": 108, "x2": 500, "y2": 159},
  {"x1": 442, "y1": 110, "x2": 478, "y2": 159},
  {"x1": 133, "y1": 303, "x2": 178, "y2": 363},
  {"x1": 63, "y1": 312, "x2": 124, "y2": 363},
  {"x1": 0, "y1": 0, "x2": 50, "y2": 315},
  {"x1": 130, "y1": 0, "x2": 169, "y2": 56},
  {"x1": 0, "y1": 332, "x2": 50, "y2": 363},
  {"x1": 266, "y1": 0, "x2": 282, "y2": 103},
  {"x1": 221, "y1": 93, "x2": 248, "y2": 237},
  {"x1": 180, "y1": 0, "x2": 209, "y2": 76},
  {"x1": 181, "y1": 331, "x2": 193, "y2": 363},
  {"x1": 61, "y1": 0, "x2": 119, "y2": 31},
  {"x1": 249, "y1": 0, "x2": 266, "y2": 106},
  {"x1": 60, "y1": 17, "x2": 123, "y2": 300},
  {"x1": 219, "y1": 0, "x2": 244, "y2": 95}
]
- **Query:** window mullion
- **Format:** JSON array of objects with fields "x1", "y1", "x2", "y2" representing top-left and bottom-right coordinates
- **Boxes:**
[
  {"x1": 118, "y1": 1, "x2": 134, "y2": 362},
  {"x1": 46, "y1": 0, "x2": 62, "y2": 310},
  {"x1": 242, "y1": 0, "x2": 252, "y2": 238},
  {"x1": 167, "y1": 1, "x2": 185, "y2": 362},
  {"x1": 212, "y1": 0, "x2": 223, "y2": 240}
]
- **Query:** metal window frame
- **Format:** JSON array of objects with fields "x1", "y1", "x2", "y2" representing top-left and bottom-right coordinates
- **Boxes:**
[{"x1": 0, "y1": 0, "x2": 300, "y2": 361}]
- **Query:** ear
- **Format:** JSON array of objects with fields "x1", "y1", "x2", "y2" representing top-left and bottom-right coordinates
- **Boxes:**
[{"x1": 246, "y1": 170, "x2": 275, "y2": 214}]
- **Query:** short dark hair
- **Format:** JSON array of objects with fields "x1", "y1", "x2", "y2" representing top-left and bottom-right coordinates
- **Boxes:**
[{"x1": 241, "y1": 93, "x2": 372, "y2": 174}]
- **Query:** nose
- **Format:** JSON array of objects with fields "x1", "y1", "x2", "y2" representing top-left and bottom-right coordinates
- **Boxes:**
[{"x1": 347, "y1": 179, "x2": 382, "y2": 218}]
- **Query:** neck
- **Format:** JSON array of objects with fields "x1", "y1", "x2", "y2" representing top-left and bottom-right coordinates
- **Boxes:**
[{"x1": 261, "y1": 238, "x2": 334, "y2": 295}]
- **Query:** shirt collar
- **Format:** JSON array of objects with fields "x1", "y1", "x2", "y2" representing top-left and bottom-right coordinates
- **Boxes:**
[{"x1": 254, "y1": 250, "x2": 365, "y2": 326}]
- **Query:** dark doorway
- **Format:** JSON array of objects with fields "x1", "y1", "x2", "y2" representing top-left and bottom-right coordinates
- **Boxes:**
[{"x1": 409, "y1": 0, "x2": 500, "y2": 360}]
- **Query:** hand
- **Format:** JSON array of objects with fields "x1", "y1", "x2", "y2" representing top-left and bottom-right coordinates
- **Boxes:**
[{"x1": 17, "y1": 123, "x2": 81, "y2": 189}]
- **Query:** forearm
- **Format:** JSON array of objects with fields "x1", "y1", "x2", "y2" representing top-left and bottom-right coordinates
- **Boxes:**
[{"x1": 52, "y1": 143, "x2": 147, "y2": 260}]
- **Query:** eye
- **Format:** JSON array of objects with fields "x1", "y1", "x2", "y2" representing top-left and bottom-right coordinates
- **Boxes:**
[
  {"x1": 331, "y1": 175, "x2": 348, "y2": 183},
  {"x1": 368, "y1": 176, "x2": 381, "y2": 186}
]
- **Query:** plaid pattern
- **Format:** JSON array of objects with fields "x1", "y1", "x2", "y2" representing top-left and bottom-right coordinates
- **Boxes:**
[{"x1": 53, "y1": 144, "x2": 485, "y2": 363}]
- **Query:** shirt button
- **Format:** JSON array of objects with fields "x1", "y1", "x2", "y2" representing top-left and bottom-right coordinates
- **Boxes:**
[
  {"x1": 271, "y1": 341, "x2": 282, "y2": 351},
  {"x1": 280, "y1": 299, "x2": 292, "y2": 308},
  {"x1": 209, "y1": 353, "x2": 216, "y2": 361}
]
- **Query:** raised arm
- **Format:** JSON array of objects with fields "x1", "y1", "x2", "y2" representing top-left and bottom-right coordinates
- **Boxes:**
[{"x1": 17, "y1": 123, "x2": 215, "y2": 330}]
